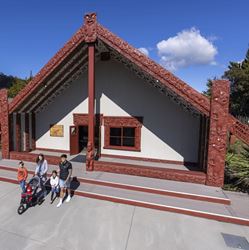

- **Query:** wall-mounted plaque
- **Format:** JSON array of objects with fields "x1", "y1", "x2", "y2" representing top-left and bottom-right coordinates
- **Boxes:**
[{"x1": 50, "y1": 124, "x2": 64, "y2": 137}]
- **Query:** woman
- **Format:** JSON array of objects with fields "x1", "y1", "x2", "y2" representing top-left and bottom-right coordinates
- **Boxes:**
[
  {"x1": 35, "y1": 154, "x2": 48, "y2": 180},
  {"x1": 35, "y1": 154, "x2": 48, "y2": 197}
]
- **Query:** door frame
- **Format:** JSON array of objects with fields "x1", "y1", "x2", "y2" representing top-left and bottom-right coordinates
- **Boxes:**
[
  {"x1": 72, "y1": 113, "x2": 103, "y2": 157},
  {"x1": 69, "y1": 125, "x2": 79, "y2": 155}
]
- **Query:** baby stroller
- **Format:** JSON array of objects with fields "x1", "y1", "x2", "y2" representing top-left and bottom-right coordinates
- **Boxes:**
[{"x1": 17, "y1": 176, "x2": 41, "y2": 214}]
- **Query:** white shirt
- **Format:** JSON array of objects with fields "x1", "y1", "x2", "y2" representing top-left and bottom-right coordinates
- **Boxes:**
[{"x1": 50, "y1": 176, "x2": 59, "y2": 187}]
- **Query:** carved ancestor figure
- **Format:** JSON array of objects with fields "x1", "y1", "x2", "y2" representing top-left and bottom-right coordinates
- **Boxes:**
[
  {"x1": 84, "y1": 13, "x2": 97, "y2": 43},
  {"x1": 86, "y1": 141, "x2": 94, "y2": 171}
]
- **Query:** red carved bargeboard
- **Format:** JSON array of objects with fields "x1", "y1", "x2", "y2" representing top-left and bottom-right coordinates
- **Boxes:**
[{"x1": 206, "y1": 80, "x2": 230, "y2": 187}]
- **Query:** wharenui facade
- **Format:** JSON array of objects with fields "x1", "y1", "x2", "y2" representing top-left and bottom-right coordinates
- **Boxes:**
[{"x1": 0, "y1": 13, "x2": 249, "y2": 187}]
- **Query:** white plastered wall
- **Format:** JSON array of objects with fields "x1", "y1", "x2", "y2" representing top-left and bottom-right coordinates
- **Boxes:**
[
  {"x1": 96, "y1": 60, "x2": 200, "y2": 162},
  {"x1": 35, "y1": 75, "x2": 88, "y2": 151},
  {"x1": 36, "y1": 59, "x2": 200, "y2": 162}
]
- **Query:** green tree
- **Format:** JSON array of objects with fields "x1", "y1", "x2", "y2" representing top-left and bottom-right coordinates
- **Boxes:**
[
  {"x1": 203, "y1": 77, "x2": 217, "y2": 97},
  {"x1": 8, "y1": 77, "x2": 28, "y2": 98},
  {"x1": 0, "y1": 72, "x2": 30, "y2": 97},
  {"x1": 223, "y1": 48, "x2": 249, "y2": 116},
  {"x1": 0, "y1": 73, "x2": 14, "y2": 89}
]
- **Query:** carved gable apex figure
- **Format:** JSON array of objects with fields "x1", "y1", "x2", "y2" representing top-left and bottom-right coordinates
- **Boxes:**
[{"x1": 84, "y1": 12, "x2": 97, "y2": 43}]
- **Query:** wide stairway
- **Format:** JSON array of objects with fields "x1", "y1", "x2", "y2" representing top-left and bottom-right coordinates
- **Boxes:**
[{"x1": 1, "y1": 159, "x2": 249, "y2": 226}]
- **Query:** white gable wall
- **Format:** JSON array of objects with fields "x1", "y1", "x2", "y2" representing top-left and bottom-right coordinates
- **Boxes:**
[
  {"x1": 36, "y1": 59, "x2": 200, "y2": 162},
  {"x1": 35, "y1": 75, "x2": 88, "y2": 151},
  {"x1": 96, "y1": 60, "x2": 200, "y2": 162}
]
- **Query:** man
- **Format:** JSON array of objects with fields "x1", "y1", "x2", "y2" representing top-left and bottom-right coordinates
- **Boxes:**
[{"x1": 57, "y1": 154, "x2": 73, "y2": 208}]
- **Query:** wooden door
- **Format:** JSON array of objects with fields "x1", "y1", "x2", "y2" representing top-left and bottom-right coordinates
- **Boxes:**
[{"x1": 70, "y1": 125, "x2": 79, "y2": 155}]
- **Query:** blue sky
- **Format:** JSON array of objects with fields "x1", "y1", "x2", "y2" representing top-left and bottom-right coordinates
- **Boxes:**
[{"x1": 0, "y1": 0, "x2": 248, "y2": 92}]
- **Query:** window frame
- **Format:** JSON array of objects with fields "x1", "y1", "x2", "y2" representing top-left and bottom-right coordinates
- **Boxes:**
[{"x1": 103, "y1": 116, "x2": 142, "y2": 151}]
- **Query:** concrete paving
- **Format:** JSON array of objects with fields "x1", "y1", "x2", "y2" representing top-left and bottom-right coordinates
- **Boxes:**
[
  {"x1": 1, "y1": 182, "x2": 249, "y2": 250},
  {"x1": 224, "y1": 191, "x2": 249, "y2": 219},
  {"x1": 0, "y1": 159, "x2": 227, "y2": 199},
  {"x1": 0, "y1": 167, "x2": 233, "y2": 217}
]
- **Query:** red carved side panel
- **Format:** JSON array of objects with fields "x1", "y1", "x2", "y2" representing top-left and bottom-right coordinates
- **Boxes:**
[
  {"x1": 103, "y1": 116, "x2": 142, "y2": 151},
  {"x1": 206, "y1": 80, "x2": 230, "y2": 187},
  {"x1": 0, "y1": 89, "x2": 10, "y2": 159},
  {"x1": 84, "y1": 13, "x2": 97, "y2": 43}
]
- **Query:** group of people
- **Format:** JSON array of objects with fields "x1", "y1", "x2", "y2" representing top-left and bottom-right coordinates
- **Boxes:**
[{"x1": 17, "y1": 153, "x2": 73, "y2": 208}]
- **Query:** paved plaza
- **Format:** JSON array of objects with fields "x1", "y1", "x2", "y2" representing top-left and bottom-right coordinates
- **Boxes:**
[{"x1": 1, "y1": 182, "x2": 249, "y2": 250}]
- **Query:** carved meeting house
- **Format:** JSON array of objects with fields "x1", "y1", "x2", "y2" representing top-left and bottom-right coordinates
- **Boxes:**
[{"x1": 0, "y1": 13, "x2": 249, "y2": 187}]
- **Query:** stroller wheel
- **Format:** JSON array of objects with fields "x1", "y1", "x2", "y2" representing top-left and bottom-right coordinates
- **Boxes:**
[{"x1": 17, "y1": 204, "x2": 25, "y2": 215}]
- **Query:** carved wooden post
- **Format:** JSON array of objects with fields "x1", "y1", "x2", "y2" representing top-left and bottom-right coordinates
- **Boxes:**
[
  {"x1": 206, "y1": 80, "x2": 230, "y2": 187},
  {"x1": 31, "y1": 112, "x2": 36, "y2": 150},
  {"x1": 9, "y1": 113, "x2": 14, "y2": 151},
  {"x1": 0, "y1": 89, "x2": 10, "y2": 159},
  {"x1": 84, "y1": 13, "x2": 97, "y2": 171},
  {"x1": 24, "y1": 113, "x2": 30, "y2": 152},
  {"x1": 15, "y1": 113, "x2": 21, "y2": 151}
]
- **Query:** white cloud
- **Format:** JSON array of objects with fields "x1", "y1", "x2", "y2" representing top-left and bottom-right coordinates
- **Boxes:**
[
  {"x1": 157, "y1": 27, "x2": 218, "y2": 71},
  {"x1": 138, "y1": 47, "x2": 149, "y2": 56}
]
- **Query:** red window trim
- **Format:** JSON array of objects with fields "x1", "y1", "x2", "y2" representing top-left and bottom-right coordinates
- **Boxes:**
[{"x1": 103, "y1": 116, "x2": 142, "y2": 151}]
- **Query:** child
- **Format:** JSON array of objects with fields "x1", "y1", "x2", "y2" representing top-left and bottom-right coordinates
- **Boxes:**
[
  {"x1": 50, "y1": 170, "x2": 59, "y2": 204},
  {"x1": 17, "y1": 161, "x2": 28, "y2": 193}
]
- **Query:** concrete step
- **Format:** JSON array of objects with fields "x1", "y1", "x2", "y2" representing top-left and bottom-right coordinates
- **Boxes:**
[
  {"x1": 0, "y1": 164, "x2": 230, "y2": 205},
  {"x1": 74, "y1": 186, "x2": 249, "y2": 226},
  {"x1": 0, "y1": 166, "x2": 249, "y2": 226}
]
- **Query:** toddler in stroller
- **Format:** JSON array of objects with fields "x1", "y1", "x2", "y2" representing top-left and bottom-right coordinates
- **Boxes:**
[{"x1": 17, "y1": 176, "x2": 41, "y2": 214}]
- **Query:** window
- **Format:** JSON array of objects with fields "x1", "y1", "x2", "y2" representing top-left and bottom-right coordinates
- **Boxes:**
[
  {"x1": 104, "y1": 116, "x2": 142, "y2": 151},
  {"x1": 110, "y1": 127, "x2": 136, "y2": 147}
]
